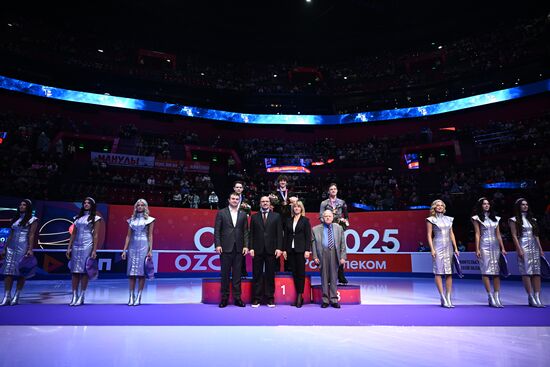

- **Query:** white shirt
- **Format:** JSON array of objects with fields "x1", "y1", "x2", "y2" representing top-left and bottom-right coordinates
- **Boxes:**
[
  {"x1": 292, "y1": 219, "x2": 298, "y2": 249},
  {"x1": 229, "y1": 207, "x2": 239, "y2": 227}
]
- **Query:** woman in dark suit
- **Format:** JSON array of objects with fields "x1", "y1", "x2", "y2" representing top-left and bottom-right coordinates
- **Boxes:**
[{"x1": 283, "y1": 201, "x2": 311, "y2": 308}]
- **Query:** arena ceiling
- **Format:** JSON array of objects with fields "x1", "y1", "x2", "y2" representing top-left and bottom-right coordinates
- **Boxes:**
[{"x1": 3, "y1": 0, "x2": 549, "y2": 62}]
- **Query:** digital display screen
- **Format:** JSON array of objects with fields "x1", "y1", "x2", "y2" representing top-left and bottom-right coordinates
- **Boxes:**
[
  {"x1": 1, "y1": 75, "x2": 548, "y2": 125},
  {"x1": 0, "y1": 227, "x2": 10, "y2": 252},
  {"x1": 404, "y1": 153, "x2": 420, "y2": 170},
  {"x1": 482, "y1": 181, "x2": 536, "y2": 189},
  {"x1": 264, "y1": 157, "x2": 312, "y2": 173}
]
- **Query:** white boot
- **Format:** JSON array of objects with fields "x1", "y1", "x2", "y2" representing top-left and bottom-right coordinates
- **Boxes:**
[
  {"x1": 133, "y1": 291, "x2": 142, "y2": 306},
  {"x1": 440, "y1": 293, "x2": 451, "y2": 308},
  {"x1": 487, "y1": 293, "x2": 497, "y2": 307},
  {"x1": 69, "y1": 291, "x2": 78, "y2": 306},
  {"x1": 445, "y1": 292, "x2": 455, "y2": 308},
  {"x1": 10, "y1": 290, "x2": 21, "y2": 306},
  {"x1": 528, "y1": 294, "x2": 538, "y2": 307},
  {"x1": 128, "y1": 291, "x2": 135, "y2": 306},
  {"x1": 74, "y1": 290, "x2": 86, "y2": 306},
  {"x1": 534, "y1": 292, "x2": 546, "y2": 308},
  {"x1": 0, "y1": 291, "x2": 11, "y2": 306},
  {"x1": 493, "y1": 291, "x2": 504, "y2": 308}
]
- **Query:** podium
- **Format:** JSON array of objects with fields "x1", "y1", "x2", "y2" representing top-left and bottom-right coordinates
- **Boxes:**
[
  {"x1": 201, "y1": 278, "x2": 253, "y2": 304},
  {"x1": 311, "y1": 284, "x2": 361, "y2": 305},
  {"x1": 201, "y1": 274, "x2": 311, "y2": 304},
  {"x1": 273, "y1": 274, "x2": 312, "y2": 305}
]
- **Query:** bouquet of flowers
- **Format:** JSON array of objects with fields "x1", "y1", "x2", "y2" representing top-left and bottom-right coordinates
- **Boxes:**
[
  {"x1": 268, "y1": 193, "x2": 280, "y2": 206},
  {"x1": 337, "y1": 217, "x2": 349, "y2": 230},
  {"x1": 239, "y1": 202, "x2": 252, "y2": 215}
]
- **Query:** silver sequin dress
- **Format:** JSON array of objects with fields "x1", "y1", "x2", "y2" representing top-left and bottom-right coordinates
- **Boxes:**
[
  {"x1": 126, "y1": 214, "x2": 155, "y2": 276},
  {"x1": 427, "y1": 214, "x2": 454, "y2": 275},
  {"x1": 69, "y1": 213, "x2": 101, "y2": 274},
  {"x1": 509, "y1": 214, "x2": 540, "y2": 275},
  {"x1": 1, "y1": 215, "x2": 37, "y2": 276},
  {"x1": 472, "y1": 215, "x2": 501, "y2": 275}
]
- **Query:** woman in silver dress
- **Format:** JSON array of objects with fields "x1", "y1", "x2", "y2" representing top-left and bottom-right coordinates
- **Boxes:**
[
  {"x1": 472, "y1": 197, "x2": 506, "y2": 307},
  {"x1": 121, "y1": 199, "x2": 155, "y2": 306},
  {"x1": 509, "y1": 198, "x2": 545, "y2": 307},
  {"x1": 66, "y1": 197, "x2": 102, "y2": 306},
  {"x1": 426, "y1": 199, "x2": 459, "y2": 308},
  {"x1": 1, "y1": 199, "x2": 38, "y2": 306}
]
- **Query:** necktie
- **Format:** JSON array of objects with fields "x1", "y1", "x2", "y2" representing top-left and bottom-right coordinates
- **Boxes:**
[
  {"x1": 328, "y1": 225, "x2": 335, "y2": 249},
  {"x1": 262, "y1": 211, "x2": 267, "y2": 224}
]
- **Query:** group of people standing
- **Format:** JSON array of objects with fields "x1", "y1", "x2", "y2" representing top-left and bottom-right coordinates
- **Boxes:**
[
  {"x1": 1, "y1": 179, "x2": 546, "y2": 310},
  {"x1": 215, "y1": 176, "x2": 349, "y2": 309},
  {"x1": 1, "y1": 197, "x2": 155, "y2": 307},
  {"x1": 427, "y1": 197, "x2": 546, "y2": 308}
]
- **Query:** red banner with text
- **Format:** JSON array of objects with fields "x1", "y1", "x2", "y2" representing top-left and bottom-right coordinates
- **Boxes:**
[{"x1": 105, "y1": 206, "x2": 428, "y2": 253}]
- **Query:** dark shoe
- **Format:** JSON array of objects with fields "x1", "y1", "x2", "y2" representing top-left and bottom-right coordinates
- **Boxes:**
[
  {"x1": 251, "y1": 300, "x2": 260, "y2": 308},
  {"x1": 234, "y1": 299, "x2": 246, "y2": 307},
  {"x1": 296, "y1": 294, "x2": 304, "y2": 308},
  {"x1": 338, "y1": 265, "x2": 348, "y2": 285},
  {"x1": 338, "y1": 275, "x2": 348, "y2": 285},
  {"x1": 331, "y1": 302, "x2": 341, "y2": 309},
  {"x1": 321, "y1": 303, "x2": 329, "y2": 308},
  {"x1": 219, "y1": 299, "x2": 228, "y2": 308}
]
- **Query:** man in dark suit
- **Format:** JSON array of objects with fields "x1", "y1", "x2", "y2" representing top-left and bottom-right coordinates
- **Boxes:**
[
  {"x1": 312, "y1": 210, "x2": 347, "y2": 308},
  {"x1": 269, "y1": 175, "x2": 297, "y2": 272},
  {"x1": 249, "y1": 196, "x2": 283, "y2": 307},
  {"x1": 214, "y1": 192, "x2": 249, "y2": 308},
  {"x1": 233, "y1": 180, "x2": 251, "y2": 278}
]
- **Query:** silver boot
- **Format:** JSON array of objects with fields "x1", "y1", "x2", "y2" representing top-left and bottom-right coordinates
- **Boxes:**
[
  {"x1": 534, "y1": 292, "x2": 546, "y2": 308},
  {"x1": 440, "y1": 293, "x2": 451, "y2": 308},
  {"x1": 133, "y1": 291, "x2": 142, "y2": 306},
  {"x1": 69, "y1": 291, "x2": 78, "y2": 306},
  {"x1": 493, "y1": 291, "x2": 504, "y2": 308},
  {"x1": 10, "y1": 290, "x2": 21, "y2": 306},
  {"x1": 0, "y1": 291, "x2": 11, "y2": 306},
  {"x1": 445, "y1": 293, "x2": 455, "y2": 308},
  {"x1": 528, "y1": 294, "x2": 538, "y2": 307},
  {"x1": 487, "y1": 293, "x2": 497, "y2": 307},
  {"x1": 128, "y1": 291, "x2": 135, "y2": 306},
  {"x1": 74, "y1": 290, "x2": 86, "y2": 306}
]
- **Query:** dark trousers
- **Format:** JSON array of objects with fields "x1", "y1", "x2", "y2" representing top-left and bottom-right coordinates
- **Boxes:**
[
  {"x1": 287, "y1": 249, "x2": 306, "y2": 294},
  {"x1": 241, "y1": 254, "x2": 247, "y2": 276},
  {"x1": 252, "y1": 252, "x2": 276, "y2": 302},
  {"x1": 220, "y1": 246, "x2": 242, "y2": 300}
]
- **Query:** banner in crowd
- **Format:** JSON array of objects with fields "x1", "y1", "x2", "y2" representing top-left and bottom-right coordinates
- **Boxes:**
[
  {"x1": 90, "y1": 152, "x2": 155, "y2": 167},
  {"x1": 154, "y1": 160, "x2": 210, "y2": 173}
]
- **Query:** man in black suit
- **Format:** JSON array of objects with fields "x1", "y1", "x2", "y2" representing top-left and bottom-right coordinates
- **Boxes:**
[
  {"x1": 214, "y1": 192, "x2": 249, "y2": 308},
  {"x1": 249, "y1": 196, "x2": 283, "y2": 307},
  {"x1": 233, "y1": 180, "x2": 251, "y2": 278},
  {"x1": 269, "y1": 175, "x2": 297, "y2": 272}
]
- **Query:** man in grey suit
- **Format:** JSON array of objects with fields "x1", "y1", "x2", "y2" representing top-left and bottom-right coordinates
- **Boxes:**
[
  {"x1": 214, "y1": 192, "x2": 249, "y2": 308},
  {"x1": 312, "y1": 210, "x2": 347, "y2": 308}
]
